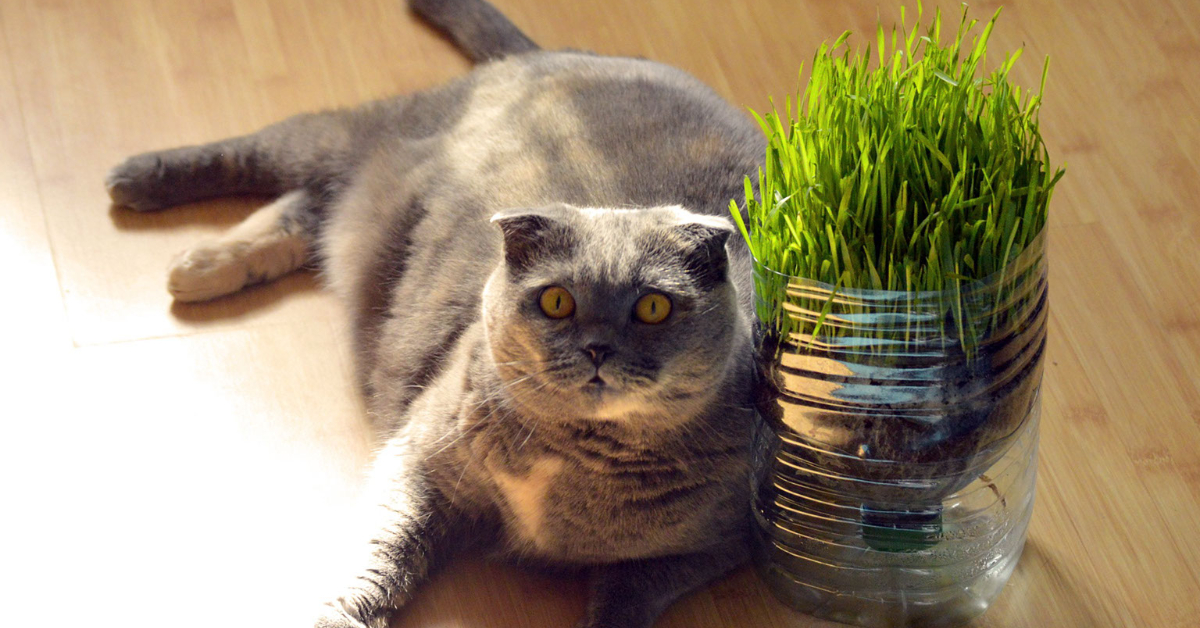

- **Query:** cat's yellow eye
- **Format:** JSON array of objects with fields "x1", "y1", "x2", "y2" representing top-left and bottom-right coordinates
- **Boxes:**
[
  {"x1": 539, "y1": 286, "x2": 575, "y2": 319},
  {"x1": 634, "y1": 293, "x2": 672, "y2": 324}
]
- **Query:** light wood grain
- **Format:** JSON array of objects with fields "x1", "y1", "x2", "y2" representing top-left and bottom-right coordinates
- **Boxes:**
[{"x1": 1, "y1": 1, "x2": 1197, "y2": 627}]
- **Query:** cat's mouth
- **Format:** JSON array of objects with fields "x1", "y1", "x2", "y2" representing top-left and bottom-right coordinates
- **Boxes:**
[
  {"x1": 582, "y1": 366, "x2": 621, "y2": 396},
  {"x1": 578, "y1": 373, "x2": 654, "y2": 420}
]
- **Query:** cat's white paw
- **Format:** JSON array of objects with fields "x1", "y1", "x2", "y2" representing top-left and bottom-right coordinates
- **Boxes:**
[{"x1": 167, "y1": 242, "x2": 250, "y2": 302}]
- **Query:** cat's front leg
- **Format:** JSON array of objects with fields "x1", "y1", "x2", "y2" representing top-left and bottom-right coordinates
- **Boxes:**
[
  {"x1": 313, "y1": 454, "x2": 463, "y2": 628},
  {"x1": 576, "y1": 539, "x2": 750, "y2": 628}
]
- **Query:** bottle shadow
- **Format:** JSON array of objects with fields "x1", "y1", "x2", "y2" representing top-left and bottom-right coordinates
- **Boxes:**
[{"x1": 988, "y1": 536, "x2": 1113, "y2": 626}]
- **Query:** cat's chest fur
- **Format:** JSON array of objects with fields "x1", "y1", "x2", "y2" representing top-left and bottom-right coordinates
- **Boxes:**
[
  {"x1": 465, "y1": 411, "x2": 738, "y2": 562},
  {"x1": 485, "y1": 455, "x2": 565, "y2": 550}
]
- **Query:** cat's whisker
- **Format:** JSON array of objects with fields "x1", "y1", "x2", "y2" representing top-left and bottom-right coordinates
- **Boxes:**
[
  {"x1": 492, "y1": 359, "x2": 543, "y2": 367},
  {"x1": 517, "y1": 424, "x2": 537, "y2": 450},
  {"x1": 450, "y1": 391, "x2": 542, "y2": 499},
  {"x1": 428, "y1": 372, "x2": 550, "y2": 460}
]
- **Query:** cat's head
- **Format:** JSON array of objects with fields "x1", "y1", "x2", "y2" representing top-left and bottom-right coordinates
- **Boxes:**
[{"x1": 482, "y1": 204, "x2": 746, "y2": 427}]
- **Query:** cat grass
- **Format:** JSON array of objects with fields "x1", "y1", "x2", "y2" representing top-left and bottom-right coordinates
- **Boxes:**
[{"x1": 731, "y1": 4, "x2": 1064, "y2": 354}]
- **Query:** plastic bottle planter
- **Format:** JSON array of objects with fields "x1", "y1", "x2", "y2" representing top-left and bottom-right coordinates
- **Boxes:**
[{"x1": 750, "y1": 233, "x2": 1046, "y2": 628}]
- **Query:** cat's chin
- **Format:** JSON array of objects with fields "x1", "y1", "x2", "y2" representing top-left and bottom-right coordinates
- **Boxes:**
[{"x1": 577, "y1": 381, "x2": 658, "y2": 422}]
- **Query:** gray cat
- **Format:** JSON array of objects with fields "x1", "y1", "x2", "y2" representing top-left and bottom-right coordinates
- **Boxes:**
[{"x1": 106, "y1": 1, "x2": 766, "y2": 626}]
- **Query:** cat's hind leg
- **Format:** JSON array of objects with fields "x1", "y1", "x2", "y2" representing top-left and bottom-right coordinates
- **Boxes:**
[{"x1": 168, "y1": 190, "x2": 318, "y2": 302}]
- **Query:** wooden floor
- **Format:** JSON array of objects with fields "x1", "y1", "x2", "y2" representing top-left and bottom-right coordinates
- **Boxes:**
[{"x1": 1, "y1": 0, "x2": 1197, "y2": 626}]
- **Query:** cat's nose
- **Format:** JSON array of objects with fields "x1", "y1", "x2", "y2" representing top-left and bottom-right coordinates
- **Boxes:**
[{"x1": 583, "y1": 344, "x2": 615, "y2": 366}]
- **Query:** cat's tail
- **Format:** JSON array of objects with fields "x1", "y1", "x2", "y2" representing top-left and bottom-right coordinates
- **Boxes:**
[{"x1": 408, "y1": 0, "x2": 540, "y2": 62}]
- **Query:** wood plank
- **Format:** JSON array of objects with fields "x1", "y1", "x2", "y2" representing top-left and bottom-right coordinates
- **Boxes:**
[
  {"x1": 0, "y1": 0, "x2": 341, "y2": 346},
  {"x1": 1048, "y1": 224, "x2": 1200, "y2": 624},
  {"x1": 0, "y1": 7, "x2": 70, "y2": 353}
]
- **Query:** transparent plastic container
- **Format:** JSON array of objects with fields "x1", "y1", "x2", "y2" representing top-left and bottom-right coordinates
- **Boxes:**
[{"x1": 750, "y1": 233, "x2": 1047, "y2": 627}]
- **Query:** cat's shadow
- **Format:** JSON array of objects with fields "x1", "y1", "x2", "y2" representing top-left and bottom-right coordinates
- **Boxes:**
[
  {"x1": 393, "y1": 559, "x2": 585, "y2": 628},
  {"x1": 392, "y1": 561, "x2": 777, "y2": 628},
  {"x1": 167, "y1": 270, "x2": 324, "y2": 322},
  {"x1": 108, "y1": 197, "x2": 324, "y2": 320},
  {"x1": 398, "y1": 540, "x2": 1118, "y2": 627},
  {"x1": 107, "y1": 196, "x2": 269, "y2": 231}
]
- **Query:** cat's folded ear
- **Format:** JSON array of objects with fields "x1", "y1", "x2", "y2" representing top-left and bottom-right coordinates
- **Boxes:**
[
  {"x1": 491, "y1": 207, "x2": 577, "y2": 274},
  {"x1": 667, "y1": 211, "x2": 735, "y2": 286},
  {"x1": 671, "y1": 214, "x2": 734, "y2": 250}
]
